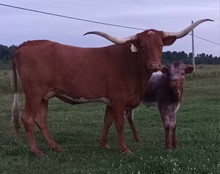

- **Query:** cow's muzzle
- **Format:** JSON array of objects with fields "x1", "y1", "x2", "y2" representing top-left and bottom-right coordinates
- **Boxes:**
[
  {"x1": 149, "y1": 64, "x2": 161, "y2": 72},
  {"x1": 170, "y1": 81, "x2": 181, "y2": 93}
]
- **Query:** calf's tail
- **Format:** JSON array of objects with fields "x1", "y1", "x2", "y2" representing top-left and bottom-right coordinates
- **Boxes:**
[{"x1": 11, "y1": 54, "x2": 20, "y2": 135}]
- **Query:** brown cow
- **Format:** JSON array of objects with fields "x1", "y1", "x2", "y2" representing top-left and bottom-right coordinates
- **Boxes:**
[
  {"x1": 121, "y1": 62, "x2": 193, "y2": 149},
  {"x1": 12, "y1": 19, "x2": 212, "y2": 155}
]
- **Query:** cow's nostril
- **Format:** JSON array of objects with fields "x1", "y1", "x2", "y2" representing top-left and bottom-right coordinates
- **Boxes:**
[
  {"x1": 171, "y1": 81, "x2": 179, "y2": 88},
  {"x1": 149, "y1": 64, "x2": 161, "y2": 72}
]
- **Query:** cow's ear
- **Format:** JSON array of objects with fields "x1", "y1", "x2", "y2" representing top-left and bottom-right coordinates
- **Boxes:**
[
  {"x1": 130, "y1": 44, "x2": 138, "y2": 52},
  {"x1": 185, "y1": 65, "x2": 194, "y2": 74},
  {"x1": 161, "y1": 66, "x2": 169, "y2": 74},
  {"x1": 130, "y1": 40, "x2": 140, "y2": 52},
  {"x1": 163, "y1": 36, "x2": 177, "y2": 46}
]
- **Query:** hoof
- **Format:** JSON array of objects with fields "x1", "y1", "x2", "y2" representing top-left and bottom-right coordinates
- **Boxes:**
[
  {"x1": 172, "y1": 145, "x2": 177, "y2": 149},
  {"x1": 165, "y1": 146, "x2": 172, "y2": 150},
  {"x1": 135, "y1": 137, "x2": 141, "y2": 142},
  {"x1": 31, "y1": 150, "x2": 44, "y2": 157},
  {"x1": 100, "y1": 144, "x2": 110, "y2": 149},
  {"x1": 100, "y1": 140, "x2": 110, "y2": 149},
  {"x1": 121, "y1": 149, "x2": 133, "y2": 155},
  {"x1": 52, "y1": 146, "x2": 62, "y2": 152},
  {"x1": 133, "y1": 135, "x2": 141, "y2": 142},
  {"x1": 48, "y1": 142, "x2": 62, "y2": 152}
]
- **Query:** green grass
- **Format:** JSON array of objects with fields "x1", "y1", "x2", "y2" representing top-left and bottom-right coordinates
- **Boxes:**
[
  {"x1": 0, "y1": 63, "x2": 11, "y2": 70},
  {"x1": 0, "y1": 65, "x2": 219, "y2": 174}
]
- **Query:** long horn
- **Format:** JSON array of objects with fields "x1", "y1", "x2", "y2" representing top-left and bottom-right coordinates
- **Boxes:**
[
  {"x1": 163, "y1": 19, "x2": 214, "y2": 39},
  {"x1": 83, "y1": 31, "x2": 136, "y2": 44}
]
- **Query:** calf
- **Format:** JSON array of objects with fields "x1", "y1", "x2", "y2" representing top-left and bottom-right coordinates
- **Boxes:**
[{"x1": 115, "y1": 62, "x2": 193, "y2": 149}]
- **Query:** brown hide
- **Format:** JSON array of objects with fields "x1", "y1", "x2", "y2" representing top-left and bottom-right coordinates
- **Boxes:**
[
  {"x1": 13, "y1": 38, "x2": 157, "y2": 155},
  {"x1": 15, "y1": 40, "x2": 151, "y2": 104}
]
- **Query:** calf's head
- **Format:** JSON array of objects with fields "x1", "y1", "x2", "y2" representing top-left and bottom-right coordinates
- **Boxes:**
[
  {"x1": 161, "y1": 62, "x2": 194, "y2": 94},
  {"x1": 84, "y1": 19, "x2": 213, "y2": 73}
]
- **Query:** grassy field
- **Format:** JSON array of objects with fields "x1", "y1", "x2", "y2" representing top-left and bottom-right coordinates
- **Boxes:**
[{"x1": 0, "y1": 65, "x2": 219, "y2": 174}]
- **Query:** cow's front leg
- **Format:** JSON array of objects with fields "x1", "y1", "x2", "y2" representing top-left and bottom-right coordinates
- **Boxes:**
[
  {"x1": 112, "y1": 103, "x2": 132, "y2": 155},
  {"x1": 126, "y1": 110, "x2": 140, "y2": 142},
  {"x1": 100, "y1": 105, "x2": 114, "y2": 149}
]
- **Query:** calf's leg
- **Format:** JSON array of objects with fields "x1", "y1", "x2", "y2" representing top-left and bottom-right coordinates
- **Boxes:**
[
  {"x1": 162, "y1": 114, "x2": 177, "y2": 149},
  {"x1": 161, "y1": 114, "x2": 172, "y2": 149},
  {"x1": 170, "y1": 114, "x2": 177, "y2": 148},
  {"x1": 171, "y1": 124, "x2": 177, "y2": 148},
  {"x1": 164, "y1": 126, "x2": 172, "y2": 149}
]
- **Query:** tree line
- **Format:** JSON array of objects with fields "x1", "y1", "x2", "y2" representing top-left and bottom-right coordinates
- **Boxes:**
[
  {"x1": 0, "y1": 44, "x2": 17, "y2": 64},
  {"x1": 162, "y1": 51, "x2": 220, "y2": 65},
  {"x1": 0, "y1": 44, "x2": 219, "y2": 66}
]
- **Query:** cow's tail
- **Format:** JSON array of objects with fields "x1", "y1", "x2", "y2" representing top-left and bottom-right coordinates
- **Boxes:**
[{"x1": 11, "y1": 53, "x2": 20, "y2": 135}]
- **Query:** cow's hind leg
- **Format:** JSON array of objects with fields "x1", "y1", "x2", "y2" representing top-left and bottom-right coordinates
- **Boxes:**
[
  {"x1": 100, "y1": 105, "x2": 114, "y2": 149},
  {"x1": 21, "y1": 99, "x2": 42, "y2": 156},
  {"x1": 34, "y1": 99, "x2": 61, "y2": 152}
]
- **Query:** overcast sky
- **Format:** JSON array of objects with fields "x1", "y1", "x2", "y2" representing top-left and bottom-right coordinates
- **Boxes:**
[{"x1": 0, "y1": 0, "x2": 219, "y2": 56}]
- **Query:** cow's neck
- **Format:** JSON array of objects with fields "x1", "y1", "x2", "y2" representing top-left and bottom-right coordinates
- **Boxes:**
[{"x1": 133, "y1": 52, "x2": 151, "y2": 101}]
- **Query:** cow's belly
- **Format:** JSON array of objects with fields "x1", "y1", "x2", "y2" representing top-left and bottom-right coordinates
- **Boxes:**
[
  {"x1": 56, "y1": 94, "x2": 111, "y2": 105},
  {"x1": 43, "y1": 88, "x2": 141, "y2": 109}
]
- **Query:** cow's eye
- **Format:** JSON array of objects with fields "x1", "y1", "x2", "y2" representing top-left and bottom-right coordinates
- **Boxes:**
[{"x1": 140, "y1": 45, "x2": 145, "y2": 49}]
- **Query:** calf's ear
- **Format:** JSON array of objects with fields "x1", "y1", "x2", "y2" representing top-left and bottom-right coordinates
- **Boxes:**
[
  {"x1": 161, "y1": 66, "x2": 169, "y2": 74},
  {"x1": 185, "y1": 65, "x2": 194, "y2": 74},
  {"x1": 163, "y1": 36, "x2": 177, "y2": 46}
]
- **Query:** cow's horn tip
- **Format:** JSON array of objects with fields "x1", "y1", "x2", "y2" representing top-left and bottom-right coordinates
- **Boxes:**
[
  {"x1": 204, "y1": 19, "x2": 214, "y2": 22},
  {"x1": 83, "y1": 31, "x2": 96, "y2": 36},
  {"x1": 83, "y1": 32, "x2": 88, "y2": 36}
]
